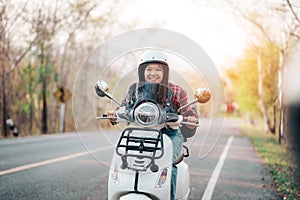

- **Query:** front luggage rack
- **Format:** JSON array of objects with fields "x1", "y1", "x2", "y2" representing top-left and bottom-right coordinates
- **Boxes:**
[{"x1": 116, "y1": 128, "x2": 164, "y2": 172}]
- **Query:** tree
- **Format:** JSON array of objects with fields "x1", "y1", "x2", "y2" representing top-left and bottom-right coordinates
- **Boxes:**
[
  {"x1": 286, "y1": 0, "x2": 300, "y2": 40},
  {"x1": 0, "y1": 1, "x2": 32, "y2": 137},
  {"x1": 1, "y1": 0, "x2": 124, "y2": 136},
  {"x1": 226, "y1": 43, "x2": 279, "y2": 128},
  {"x1": 224, "y1": 0, "x2": 299, "y2": 143}
]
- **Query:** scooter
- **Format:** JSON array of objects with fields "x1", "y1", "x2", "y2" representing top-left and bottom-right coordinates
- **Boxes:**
[{"x1": 95, "y1": 81, "x2": 211, "y2": 200}]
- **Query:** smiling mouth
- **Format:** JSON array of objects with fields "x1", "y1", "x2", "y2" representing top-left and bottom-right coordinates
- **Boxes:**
[{"x1": 148, "y1": 77, "x2": 160, "y2": 82}]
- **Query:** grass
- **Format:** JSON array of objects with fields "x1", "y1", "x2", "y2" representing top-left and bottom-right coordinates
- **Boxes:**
[{"x1": 240, "y1": 123, "x2": 299, "y2": 200}]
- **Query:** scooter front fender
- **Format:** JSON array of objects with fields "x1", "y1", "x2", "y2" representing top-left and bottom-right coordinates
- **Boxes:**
[{"x1": 120, "y1": 193, "x2": 152, "y2": 200}]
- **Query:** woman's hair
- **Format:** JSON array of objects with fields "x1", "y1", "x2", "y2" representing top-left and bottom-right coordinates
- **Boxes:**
[{"x1": 138, "y1": 62, "x2": 169, "y2": 85}]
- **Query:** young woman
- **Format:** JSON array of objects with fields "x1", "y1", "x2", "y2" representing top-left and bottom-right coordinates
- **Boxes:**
[{"x1": 109, "y1": 50, "x2": 198, "y2": 200}]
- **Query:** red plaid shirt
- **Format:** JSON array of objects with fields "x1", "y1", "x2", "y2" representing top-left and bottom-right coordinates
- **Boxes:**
[
  {"x1": 120, "y1": 82, "x2": 198, "y2": 118},
  {"x1": 168, "y1": 83, "x2": 198, "y2": 118}
]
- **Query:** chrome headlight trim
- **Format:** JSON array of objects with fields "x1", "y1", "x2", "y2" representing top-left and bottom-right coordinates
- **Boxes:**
[{"x1": 134, "y1": 102, "x2": 159, "y2": 127}]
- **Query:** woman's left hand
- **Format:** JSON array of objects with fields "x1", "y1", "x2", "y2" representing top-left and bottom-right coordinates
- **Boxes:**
[{"x1": 184, "y1": 116, "x2": 198, "y2": 129}]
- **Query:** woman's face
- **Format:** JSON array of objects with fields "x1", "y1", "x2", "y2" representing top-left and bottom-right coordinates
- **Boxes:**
[{"x1": 144, "y1": 63, "x2": 164, "y2": 83}]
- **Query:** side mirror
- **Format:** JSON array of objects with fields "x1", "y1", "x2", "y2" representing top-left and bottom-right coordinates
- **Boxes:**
[
  {"x1": 95, "y1": 80, "x2": 109, "y2": 97},
  {"x1": 95, "y1": 80, "x2": 121, "y2": 105},
  {"x1": 178, "y1": 88, "x2": 211, "y2": 112},
  {"x1": 195, "y1": 88, "x2": 211, "y2": 104}
]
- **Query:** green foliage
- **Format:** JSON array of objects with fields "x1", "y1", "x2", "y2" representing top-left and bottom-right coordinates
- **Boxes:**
[
  {"x1": 20, "y1": 103, "x2": 31, "y2": 115},
  {"x1": 54, "y1": 65, "x2": 59, "y2": 82},
  {"x1": 20, "y1": 64, "x2": 37, "y2": 115},
  {"x1": 269, "y1": 164, "x2": 299, "y2": 200},
  {"x1": 227, "y1": 49, "x2": 260, "y2": 115},
  {"x1": 241, "y1": 124, "x2": 299, "y2": 199},
  {"x1": 226, "y1": 43, "x2": 279, "y2": 117},
  {"x1": 37, "y1": 66, "x2": 44, "y2": 83}
]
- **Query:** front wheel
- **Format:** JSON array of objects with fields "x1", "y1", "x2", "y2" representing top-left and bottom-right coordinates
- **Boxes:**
[{"x1": 120, "y1": 193, "x2": 152, "y2": 200}]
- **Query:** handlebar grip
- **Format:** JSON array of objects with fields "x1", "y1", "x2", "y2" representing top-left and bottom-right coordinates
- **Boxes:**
[{"x1": 166, "y1": 114, "x2": 178, "y2": 122}]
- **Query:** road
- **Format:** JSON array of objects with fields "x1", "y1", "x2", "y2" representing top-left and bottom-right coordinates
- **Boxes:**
[{"x1": 0, "y1": 118, "x2": 281, "y2": 200}]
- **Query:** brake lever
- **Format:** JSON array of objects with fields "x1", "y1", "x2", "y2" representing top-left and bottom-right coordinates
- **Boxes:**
[{"x1": 180, "y1": 121, "x2": 199, "y2": 127}]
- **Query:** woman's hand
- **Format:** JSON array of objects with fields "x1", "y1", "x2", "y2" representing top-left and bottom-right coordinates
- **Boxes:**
[
  {"x1": 184, "y1": 116, "x2": 198, "y2": 129},
  {"x1": 107, "y1": 110, "x2": 117, "y2": 123}
]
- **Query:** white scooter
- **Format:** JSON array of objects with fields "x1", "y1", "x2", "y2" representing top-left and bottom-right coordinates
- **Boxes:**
[{"x1": 95, "y1": 81, "x2": 210, "y2": 200}]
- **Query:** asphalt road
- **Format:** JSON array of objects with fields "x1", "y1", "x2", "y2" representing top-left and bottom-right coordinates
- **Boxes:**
[{"x1": 0, "y1": 118, "x2": 281, "y2": 200}]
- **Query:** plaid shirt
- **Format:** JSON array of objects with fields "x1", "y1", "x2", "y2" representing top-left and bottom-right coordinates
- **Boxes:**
[
  {"x1": 120, "y1": 82, "x2": 198, "y2": 118},
  {"x1": 116, "y1": 82, "x2": 199, "y2": 134},
  {"x1": 168, "y1": 83, "x2": 198, "y2": 118}
]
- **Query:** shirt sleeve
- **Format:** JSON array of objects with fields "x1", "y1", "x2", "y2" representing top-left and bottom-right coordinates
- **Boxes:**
[
  {"x1": 172, "y1": 84, "x2": 199, "y2": 137},
  {"x1": 120, "y1": 83, "x2": 137, "y2": 107},
  {"x1": 177, "y1": 86, "x2": 199, "y2": 119}
]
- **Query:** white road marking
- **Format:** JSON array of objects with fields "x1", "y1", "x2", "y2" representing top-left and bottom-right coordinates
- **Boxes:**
[
  {"x1": 201, "y1": 136, "x2": 234, "y2": 200},
  {"x1": 0, "y1": 145, "x2": 112, "y2": 176}
]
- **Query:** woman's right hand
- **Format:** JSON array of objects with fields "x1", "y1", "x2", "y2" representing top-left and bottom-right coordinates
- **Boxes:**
[{"x1": 107, "y1": 110, "x2": 117, "y2": 123}]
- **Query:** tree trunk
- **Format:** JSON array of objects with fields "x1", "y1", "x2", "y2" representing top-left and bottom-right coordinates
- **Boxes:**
[
  {"x1": 41, "y1": 77, "x2": 48, "y2": 134},
  {"x1": 29, "y1": 66, "x2": 34, "y2": 134},
  {"x1": 29, "y1": 102, "x2": 33, "y2": 134},
  {"x1": 256, "y1": 50, "x2": 272, "y2": 133},
  {"x1": 40, "y1": 44, "x2": 48, "y2": 134},
  {"x1": 272, "y1": 105, "x2": 277, "y2": 134},
  {"x1": 1, "y1": 59, "x2": 8, "y2": 137},
  {"x1": 278, "y1": 50, "x2": 285, "y2": 144}
]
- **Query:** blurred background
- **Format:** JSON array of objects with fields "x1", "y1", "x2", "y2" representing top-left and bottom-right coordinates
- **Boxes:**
[
  {"x1": 1, "y1": 0, "x2": 299, "y2": 140},
  {"x1": 1, "y1": 0, "x2": 300, "y2": 198}
]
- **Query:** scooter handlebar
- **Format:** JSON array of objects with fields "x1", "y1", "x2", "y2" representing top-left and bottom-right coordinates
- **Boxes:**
[
  {"x1": 97, "y1": 113, "x2": 128, "y2": 123},
  {"x1": 180, "y1": 121, "x2": 199, "y2": 127}
]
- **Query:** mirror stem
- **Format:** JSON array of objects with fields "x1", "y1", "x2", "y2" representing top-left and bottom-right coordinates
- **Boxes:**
[
  {"x1": 106, "y1": 93, "x2": 121, "y2": 105},
  {"x1": 112, "y1": 99, "x2": 121, "y2": 106},
  {"x1": 178, "y1": 99, "x2": 198, "y2": 112}
]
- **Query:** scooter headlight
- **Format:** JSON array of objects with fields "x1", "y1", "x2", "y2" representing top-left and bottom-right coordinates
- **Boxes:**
[{"x1": 134, "y1": 102, "x2": 159, "y2": 127}]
